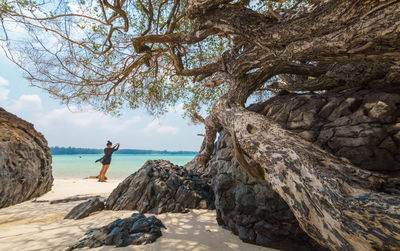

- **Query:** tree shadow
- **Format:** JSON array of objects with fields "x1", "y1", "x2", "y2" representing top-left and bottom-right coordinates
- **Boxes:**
[{"x1": 0, "y1": 201, "x2": 276, "y2": 251}]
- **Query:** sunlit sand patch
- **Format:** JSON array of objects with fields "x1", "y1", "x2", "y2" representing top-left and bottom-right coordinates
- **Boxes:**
[
  {"x1": 0, "y1": 213, "x2": 64, "y2": 228},
  {"x1": 0, "y1": 179, "x2": 276, "y2": 251}
]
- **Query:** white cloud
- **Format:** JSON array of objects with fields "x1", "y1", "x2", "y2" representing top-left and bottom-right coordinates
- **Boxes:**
[
  {"x1": 40, "y1": 106, "x2": 104, "y2": 127},
  {"x1": 170, "y1": 103, "x2": 185, "y2": 116},
  {"x1": 8, "y1": 94, "x2": 42, "y2": 112},
  {"x1": 0, "y1": 75, "x2": 10, "y2": 101},
  {"x1": 144, "y1": 119, "x2": 180, "y2": 135},
  {"x1": 38, "y1": 105, "x2": 141, "y2": 133},
  {"x1": 1, "y1": 20, "x2": 29, "y2": 40},
  {"x1": 102, "y1": 116, "x2": 142, "y2": 132}
]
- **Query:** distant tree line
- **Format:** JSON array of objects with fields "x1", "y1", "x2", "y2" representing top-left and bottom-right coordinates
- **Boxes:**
[{"x1": 50, "y1": 146, "x2": 197, "y2": 155}]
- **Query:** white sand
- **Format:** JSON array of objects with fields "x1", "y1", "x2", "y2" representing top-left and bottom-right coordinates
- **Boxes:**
[{"x1": 0, "y1": 178, "x2": 277, "y2": 251}]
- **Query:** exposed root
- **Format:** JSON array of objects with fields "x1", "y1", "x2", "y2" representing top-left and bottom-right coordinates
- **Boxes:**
[{"x1": 231, "y1": 131, "x2": 265, "y2": 180}]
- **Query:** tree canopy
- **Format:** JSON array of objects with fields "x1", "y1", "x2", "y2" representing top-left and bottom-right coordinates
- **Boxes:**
[
  {"x1": 2, "y1": 0, "x2": 398, "y2": 119},
  {"x1": 0, "y1": 0, "x2": 314, "y2": 118}
]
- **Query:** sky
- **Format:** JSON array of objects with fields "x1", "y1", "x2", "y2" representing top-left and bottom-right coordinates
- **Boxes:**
[{"x1": 0, "y1": 52, "x2": 204, "y2": 151}]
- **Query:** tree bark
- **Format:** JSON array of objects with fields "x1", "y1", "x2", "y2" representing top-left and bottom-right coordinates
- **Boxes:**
[
  {"x1": 209, "y1": 98, "x2": 400, "y2": 251},
  {"x1": 192, "y1": 0, "x2": 400, "y2": 84},
  {"x1": 197, "y1": 115, "x2": 221, "y2": 165}
]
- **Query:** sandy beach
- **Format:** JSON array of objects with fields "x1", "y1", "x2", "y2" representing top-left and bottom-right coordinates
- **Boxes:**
[{"x1": 0, "y1": 178, "x2": 276, "y2": 251}]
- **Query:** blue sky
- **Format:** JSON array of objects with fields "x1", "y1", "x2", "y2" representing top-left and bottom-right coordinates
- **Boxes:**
[{"x1": 0, "y1": 52, "x2": 203, "y2": 151}]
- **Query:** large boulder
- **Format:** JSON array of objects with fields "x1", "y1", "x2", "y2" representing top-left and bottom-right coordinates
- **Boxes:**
[
  {"x1": 0, "y1": 108, "x2": 53, "y2": 208},
  {"x1": 184, "y1": 87, "x2": 400, "y2": 250},
  {"x1": 186, "y1": 131, "x2": 326, "y2": 251},
  {"x1": 106, "y1": 160, "x2": 215, "y2": 213},
  {"x1": 250, "y1": 86, "x2": 400, "y2": 171}
]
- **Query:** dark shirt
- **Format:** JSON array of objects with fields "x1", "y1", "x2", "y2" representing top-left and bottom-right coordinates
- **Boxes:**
[{"x1": 101, "y1": 145, "x2": 119, "y2": 165}]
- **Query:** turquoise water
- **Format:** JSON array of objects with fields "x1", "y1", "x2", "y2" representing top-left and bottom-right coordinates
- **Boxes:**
[{"x1": 52, "y1": 154, "x2": 196, "y2": 179}]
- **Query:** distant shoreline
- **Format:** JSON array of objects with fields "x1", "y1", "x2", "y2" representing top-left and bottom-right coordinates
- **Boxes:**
[
  {"x1": 50, "y1": 146, "x2": 197, "y2": 155},
  {"x1": 51, "y1": 154, "x2": 195, "y2": 179}
]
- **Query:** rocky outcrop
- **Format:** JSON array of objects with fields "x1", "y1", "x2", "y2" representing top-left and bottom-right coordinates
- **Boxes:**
[
  {"x1": 186, "y1": 131, "x2": 326, "y2": 251},
  {"x1": 184, "y1": 87, "x2": 400, "y2": 250},
  {"x1": 249, "y1": 86, "x2": 400, "y2": 171},
  {"x1": 106, "y1": 160, "x2": 214, "y2": 213},
  {"x1": 101, "y1": 87, "x2": 399, "y2": 250},
  {"x1": 65, "y1": 196, "x2": 106, "y2": 220},
  {"x1": 0, "y1": 107, "x2": 53, "y2": 208},
  {"x1": 67, "y1": 213, "x2": 165, "y2": 250}
]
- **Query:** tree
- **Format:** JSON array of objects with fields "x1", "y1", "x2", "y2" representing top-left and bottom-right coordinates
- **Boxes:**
[{"x1": 1, "y1": 0, "x2": 399, "y2": 250}]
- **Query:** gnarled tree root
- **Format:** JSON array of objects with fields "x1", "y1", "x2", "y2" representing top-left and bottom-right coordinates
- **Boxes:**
[{"x1": 200, "y1": 99, "x2": 400, "y2": 251}]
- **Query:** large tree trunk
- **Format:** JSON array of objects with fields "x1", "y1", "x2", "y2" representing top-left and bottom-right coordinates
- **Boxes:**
[
  {"x1": 208, "y1": 98, "x2": 400, "y2": 251},
  {"x1": 189, "y1": 2, "x2": 400, "y2": 248}
]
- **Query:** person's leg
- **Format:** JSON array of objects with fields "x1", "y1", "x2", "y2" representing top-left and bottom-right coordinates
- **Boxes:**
[
  {"x1": 98, "y1": 165, "x2": 106, "y2": 181},
  {"x1": 99, "y1": 165, "x2": 110, "y2": 182},
  {"x1": 100, "y1": 164, "x2": 110, "y2": 181}
]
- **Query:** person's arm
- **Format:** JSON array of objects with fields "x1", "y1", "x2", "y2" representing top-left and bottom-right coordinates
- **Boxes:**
[{"x1": 113, "y1": 143, "x2": 120, "y2": 152}]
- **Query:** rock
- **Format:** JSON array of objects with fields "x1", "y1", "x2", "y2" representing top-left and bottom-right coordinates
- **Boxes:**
[
  {"x1": 250, "y1": 86, "x2": 400, "y2": 171},
  {"x1": 195, "y1": 86, "x2": 400, "y2": 249},
  {"x1": 168, "y1": 87, "x2": 400, "y2": 250},
  {"x1": 106, "y1": 160, "x2": 215, "y2": 213},
  {"x1": 336, "y1": 146, "x2": 373, "y2": 165},
  {"x1": 130, "y1": 218, "x2": 151, "y2": 233},
  {"x1": 204, "y1": 130, "x2": 326, "y2": 251},
  {"x1": 393, "y1": 131, "x2": 400, "y2": 144},
  {"x1": 64, "y1": 196, "x2": 106, "y2": 220},
  {"x1": 368, "y1": 100, "x2": 396, "y2": 123},
  {"x1": 67, "y1": 213, "x2": 165, "y2": 250},
  {"x1": 379, "y1": 136, "x2": 397, "y2": 153},
  {"x1": 0, "y1": 108, "x2": 53, "y2": 208},
  {"x1": 298, "y1": 130, "x2": 317, "y2": 141}
]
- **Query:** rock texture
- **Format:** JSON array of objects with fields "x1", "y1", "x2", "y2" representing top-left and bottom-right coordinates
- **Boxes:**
[
  {"x1": 67, "y1": 213, "x2": 165, "y2": 250},
  {"x1": 65, "y1": 196, "x2": 106, "y2": 220},
  {"x1": 249, "y1": 86, "x2": 400, "y2": 171},
  {"x1": 106, "y1": 160, "x2": 215, "y2": 213},
  {"x1": 186, "y1": 131, "x2": 326, "y2": 251},
  {"x1": 184, "y1": 87, "x2": 400, "y2": 250},
  {"x1": 101, "y1": 87, "x2": 399, "y2": 250},
  {"x1": 0, "y1": 107, "x2": 53, "y2": 208}
]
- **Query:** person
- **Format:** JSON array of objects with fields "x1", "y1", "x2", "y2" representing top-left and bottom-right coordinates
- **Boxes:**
[{"x1": 95, "y1": 141, "x2": 120, "y2": 182}]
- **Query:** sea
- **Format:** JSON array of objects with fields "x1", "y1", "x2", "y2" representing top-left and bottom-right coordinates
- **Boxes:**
[{"x1": 52, "y1": 154, "x2": 196, "y2": 179}]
